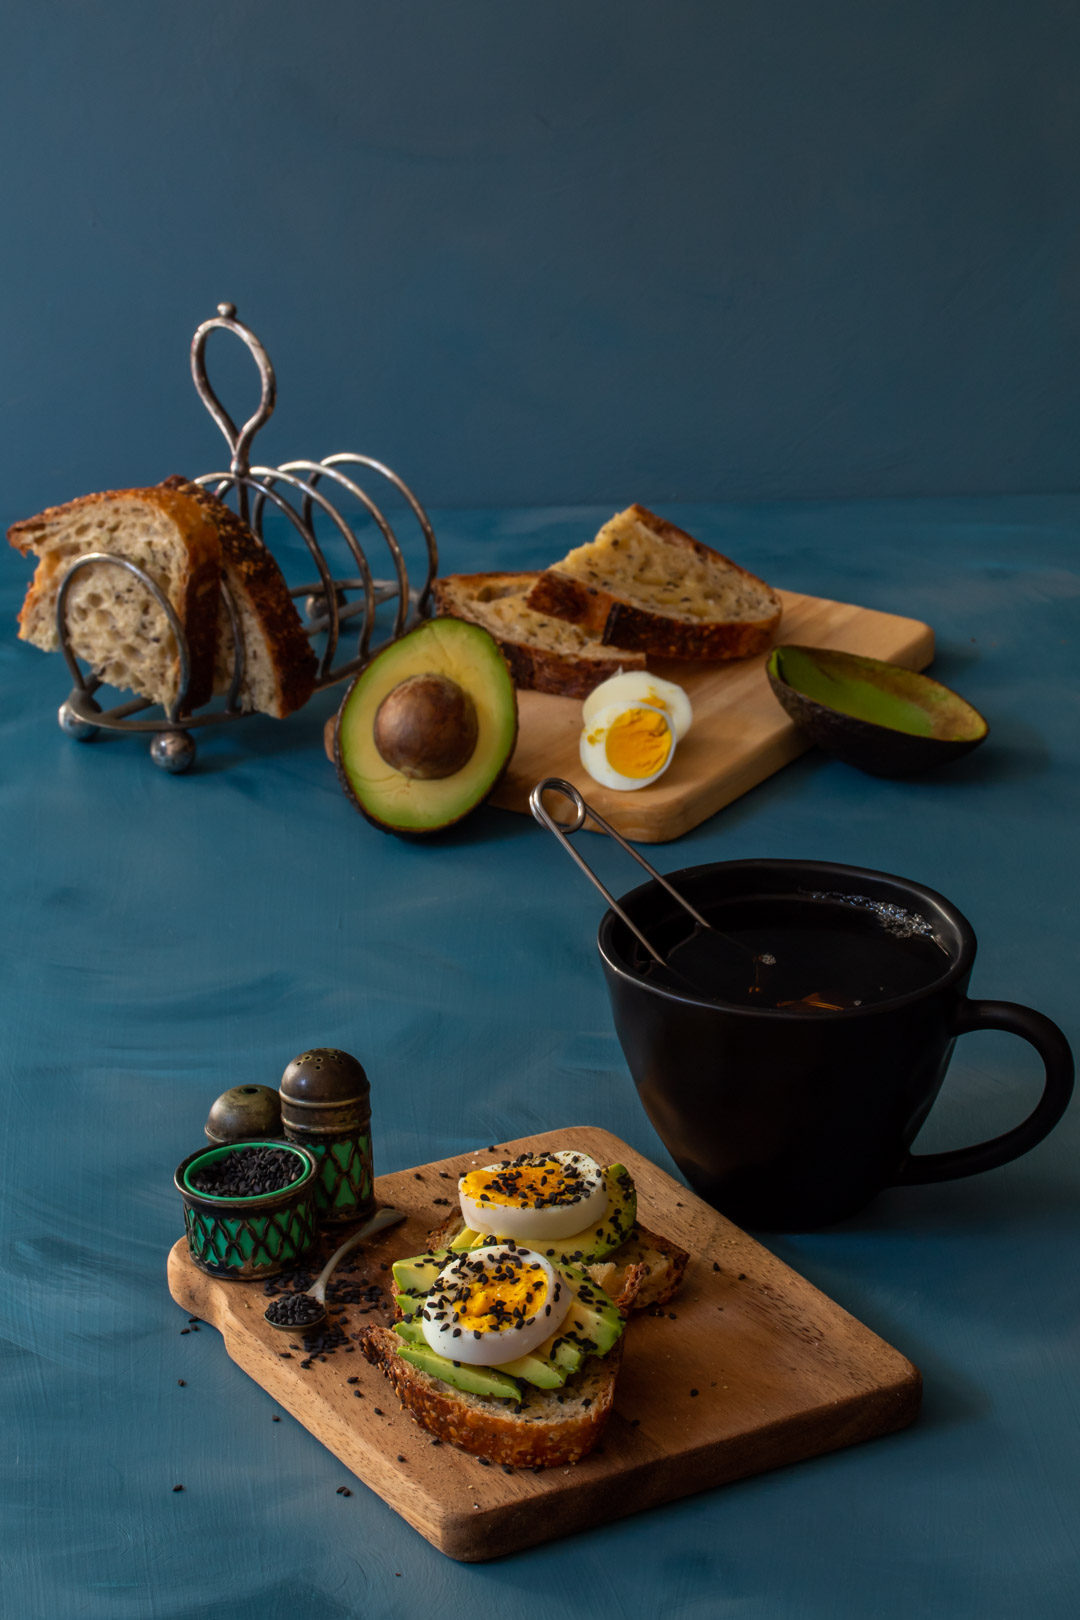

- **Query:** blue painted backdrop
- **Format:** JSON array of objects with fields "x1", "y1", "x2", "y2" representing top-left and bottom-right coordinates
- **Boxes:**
[{"x1": 2, "y1": 0, "x2": 1078, "y2": 519}]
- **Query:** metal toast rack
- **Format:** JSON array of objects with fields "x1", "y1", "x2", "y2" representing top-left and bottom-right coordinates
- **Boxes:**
[{"x1": 56, "y1": 301, "x2": 438, "y2": 770}]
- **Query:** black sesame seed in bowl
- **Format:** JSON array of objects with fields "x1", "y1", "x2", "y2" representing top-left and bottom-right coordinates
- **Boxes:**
[{"x1": 187, "y1": 1144, "x2": 307, "y2": 1198}]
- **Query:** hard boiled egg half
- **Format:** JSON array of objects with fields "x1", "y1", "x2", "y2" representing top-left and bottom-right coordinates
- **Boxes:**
[
  {"x1": 420, "y1": 1243, "x2": 572, "y2": 1366},
  {"x1": 579, "y1": 672, "x2": 691, "y2": 792},
  {"x1": 582, "y1": 671, "x2": 693, "y2": 741},
  {"x1": 458, "y1": 1150, "x2": 609, "y2": 1241}
]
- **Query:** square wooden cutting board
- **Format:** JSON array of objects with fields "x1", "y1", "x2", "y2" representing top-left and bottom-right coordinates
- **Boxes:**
[
  {"x1": 490, "y1": 589, "x2": 934, "y2": 841},
  {"x1": 167, "y1": 1127, "x2": 921, "y2": 1562}
]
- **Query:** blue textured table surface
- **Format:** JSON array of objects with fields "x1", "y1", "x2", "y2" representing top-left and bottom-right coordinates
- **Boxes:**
[{"x1": 1, "y1": 497, "x2": 1077, "y2": 1618}]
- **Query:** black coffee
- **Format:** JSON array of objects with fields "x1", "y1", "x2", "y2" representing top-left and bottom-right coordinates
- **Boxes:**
[{"x1": 647, "y1": 892, "x2": 951, "y2": 1010}]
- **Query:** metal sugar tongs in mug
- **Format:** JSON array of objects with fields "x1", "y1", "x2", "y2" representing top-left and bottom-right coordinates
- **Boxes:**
[{"x1": 528, "y1": 778, "x2": 774, "y2": 995}]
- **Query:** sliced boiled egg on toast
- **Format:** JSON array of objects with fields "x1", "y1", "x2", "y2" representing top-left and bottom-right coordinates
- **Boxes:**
[
  {"x1": 458, "y1": 1150, "x2": 609, "y2": 1241},
  {"x1": 419, "y1": 1244, "x2": 572, "y2": 1367}
]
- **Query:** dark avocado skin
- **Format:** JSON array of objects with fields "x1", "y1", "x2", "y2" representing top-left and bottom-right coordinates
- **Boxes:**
[{"x1": 767, "y1": 645, "x2": 988, "y2": 777}]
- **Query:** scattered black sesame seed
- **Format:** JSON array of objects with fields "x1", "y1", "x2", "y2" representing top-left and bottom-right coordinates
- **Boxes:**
[
  {"x1": 172, "y1": 1484, "x2": 184, "y2": 1492},
  {"x1": 738, "y1": 1273, "x2": 746, "y2": 1281},
  {"x1": 396, "y1": 1454, "x2": 406, "y2": 1463},
  {"x1": 177, "y1": 1380, "x2": 186, "y2": 1387},
  {"x1": 690, "y1": 1388, "x2": 699, "y2": 1397},
  {"x1": 272, "y1": 1415, "x2": 281, "y2": 1422},
  {"x1": 336, "y1": 1486, "x2": 352, "y2": 1496},
  {"x1": 373, "y1": 1407, "x2": 384, "y2": 1416}
]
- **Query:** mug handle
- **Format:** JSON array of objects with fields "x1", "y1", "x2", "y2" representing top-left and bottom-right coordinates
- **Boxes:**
[{"x1": 894, "y1": 1000, "x2": 1074, "y2": 1185}]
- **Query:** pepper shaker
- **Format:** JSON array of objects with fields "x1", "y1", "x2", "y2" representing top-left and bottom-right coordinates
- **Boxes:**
[{"x1": 278, "y1": 1048, "x2": 374, "y2": 1225}]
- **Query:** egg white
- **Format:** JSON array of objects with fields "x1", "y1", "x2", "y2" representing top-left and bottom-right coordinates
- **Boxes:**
[
  {"x1": 458, "y1": 1150, "x2": 609, "y2": 1241},
  {"x1": 582, "y1": 671, "x2": 693, "y2": 740},
  {"x1": 420, "y1": 1244, "x2": 572, "y2": 1366},
  {"x1": 580, "y1": 701, "x2": 675, "y2": 791}
]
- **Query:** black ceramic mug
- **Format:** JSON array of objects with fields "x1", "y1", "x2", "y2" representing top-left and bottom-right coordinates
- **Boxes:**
[{"x1": 598, "y1": 859, "x2": 1074, "y2": 1230}]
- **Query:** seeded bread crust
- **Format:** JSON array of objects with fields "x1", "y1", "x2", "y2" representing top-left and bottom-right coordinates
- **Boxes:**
[
  {"x1": 360, "y1": 1322, "x2": 622, "y2": 1467},
  {"x1": 161, "y1": 478, "x2": 317, "y2": 718},
  {"x1": 430, "y1": 571, "x2": 647, "y2": 697},
  {"x1": 425, "y1": 1212, "x2": 690, "y2": 1313},
  {"x1": 524, "y1": 505, "x2": 782, "y2": 662},
  {"x1": 9, "y1": 484, "x2": 222, "y2": 710}
]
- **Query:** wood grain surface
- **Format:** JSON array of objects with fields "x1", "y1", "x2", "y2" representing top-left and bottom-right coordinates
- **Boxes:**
[
  {"x1": 490, "y1": 589, "x2": 934, "y2": 840},
  {"x1": 167, "y1": 1127, "x2": 921, "y2": 1562}
]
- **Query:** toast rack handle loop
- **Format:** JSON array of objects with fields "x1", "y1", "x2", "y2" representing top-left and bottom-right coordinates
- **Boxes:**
[
  {"x1": 529, "y1": 778, "x2": 708, "y2": 969},
  {"x1": 190, "y1": 301, "x2": 277, "y2": 479}
]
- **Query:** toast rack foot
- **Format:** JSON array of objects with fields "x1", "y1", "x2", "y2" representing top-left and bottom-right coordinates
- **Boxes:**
[
  {"x1": 150, "y1": 730, "x2": 196, "y2": 773},
  {"x1": 58, "y1": 695, "x2": 101, "y2": 742}
]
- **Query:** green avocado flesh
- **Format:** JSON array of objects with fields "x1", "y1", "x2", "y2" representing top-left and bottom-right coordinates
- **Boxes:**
[
  {"x1": 396, "y1": 1343, "x2": 522, "y2": 1400},
  {"x1": 390, "y1": 1250, "x2": 623, "y2": 1402},
  {"x1": 448, "y1": 1163, "x2": 637, "y2": 1266},
  {"x1": 334, "y1": 617, "x2": 518, "y2": 834},
  {"x1": 768, "y1": 645, "x2": 987, "y2": 740}
]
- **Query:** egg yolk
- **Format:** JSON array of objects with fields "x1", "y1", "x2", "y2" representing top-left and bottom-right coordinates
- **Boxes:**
[
  {"x1": 448, "y1": 1256, "x2": 548, "y2": 1334},
  {"x1": 600, "y1": 707, "x2": 672, "y2": 779},
  {"x1": 461, "y1": 1158, "x2": 587, "y2": 1210}
]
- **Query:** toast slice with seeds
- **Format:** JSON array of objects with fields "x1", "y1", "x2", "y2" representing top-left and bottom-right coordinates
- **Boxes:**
[
  {"x1": 360, "y1": 1321, "x2": 624, "y2": 1468},
  {"x1": 524, "y1": 504, "x2": 782, "y2": 661},
  {"x1": 430, "y1": 570, "x2": 647, "y2": 697},
  {"x1": 160, "y1": 477, "x2": 317, "y2": 718},
  {"x1": 9, "y1": 482, "x2": 222, "y2": 711}
]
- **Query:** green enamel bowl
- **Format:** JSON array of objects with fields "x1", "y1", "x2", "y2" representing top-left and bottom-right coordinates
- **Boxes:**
[
  {"x1": 766, "y1": 644, "x2": 989, "y2": 777},
  {"x1": 174, "y1": 1140, "x2": 319, "y2": 1280}
]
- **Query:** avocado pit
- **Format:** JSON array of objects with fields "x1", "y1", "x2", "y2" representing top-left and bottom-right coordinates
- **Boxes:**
[{"x1": 373, "y1": 672, "x2": 479, "y2": 780}]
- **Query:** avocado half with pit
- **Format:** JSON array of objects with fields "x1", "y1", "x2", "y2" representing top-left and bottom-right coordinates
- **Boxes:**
[
  {"x1": 334, "y1": 616, "x2": 518, "y2": 833},
  {"x1": 766, "y1": 644, "x2": 988, "y2": 777}
]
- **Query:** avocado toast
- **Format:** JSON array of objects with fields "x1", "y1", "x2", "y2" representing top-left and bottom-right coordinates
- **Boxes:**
[
  {"x1": 359, "y1": 1242, "x2": 639, "y2": 1467},
  {"x1": 425, "y1": 1153, "x2": 689, "y2": 1312}
]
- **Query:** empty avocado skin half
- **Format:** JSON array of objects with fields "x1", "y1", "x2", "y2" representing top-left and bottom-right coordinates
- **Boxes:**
[
  {"x1": 766, "y1": 644, "x2": 989, "y2": 777},
  {"x1": 334, "y1": 617, "x2": 519, "y2": 834}
]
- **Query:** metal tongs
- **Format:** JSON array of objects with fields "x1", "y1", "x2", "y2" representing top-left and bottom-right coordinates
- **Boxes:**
[{"x1": 528, "y1": 778, "x2": 772, "y2": 994}]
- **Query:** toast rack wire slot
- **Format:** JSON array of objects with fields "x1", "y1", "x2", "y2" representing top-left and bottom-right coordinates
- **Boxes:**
[{"x1": 54, "y1": 300, "x2": 438, "y2": 771}]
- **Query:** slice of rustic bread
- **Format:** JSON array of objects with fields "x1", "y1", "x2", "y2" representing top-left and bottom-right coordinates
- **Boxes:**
[
  {"x1": 430, "y1": 571, "x2": 646, "y2": 697},
  {"x1": 360, "y1": 1323, "x2": 622, "y2": 1468},
  {"x1": 524, "y1": 505, "x2": 782, "y2": 661},
  {"x1": 161, "y1": 478, "x2": 317, "y2": 718},
  {"x1": 9, "y1": 484, "x2": 222, "y2": 711}
]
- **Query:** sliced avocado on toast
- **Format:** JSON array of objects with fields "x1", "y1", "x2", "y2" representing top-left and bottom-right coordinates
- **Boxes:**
[{"x1": 390, "y1": 1249, "x2": 624, "y2": 1401}]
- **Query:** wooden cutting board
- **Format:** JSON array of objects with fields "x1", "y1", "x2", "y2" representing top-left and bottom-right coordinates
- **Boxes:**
[
  {"x1": 322, "y1": 590, "x2": 932, "y2": 842},
  {"x1": 490, "y1": 588, "x2": 933, "y2": 840},
  {"x1": 167, "y1": 1126, "x2": 921, "y2": 1562}
]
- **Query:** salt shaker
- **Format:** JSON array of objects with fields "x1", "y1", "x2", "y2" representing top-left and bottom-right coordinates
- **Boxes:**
[
  {"x1": 204, "y1": 1084, "x2": 283, "y2": 1145},
  {"x1": 278, "y1": 1048, "x2": 374, "y2": 1224}
]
